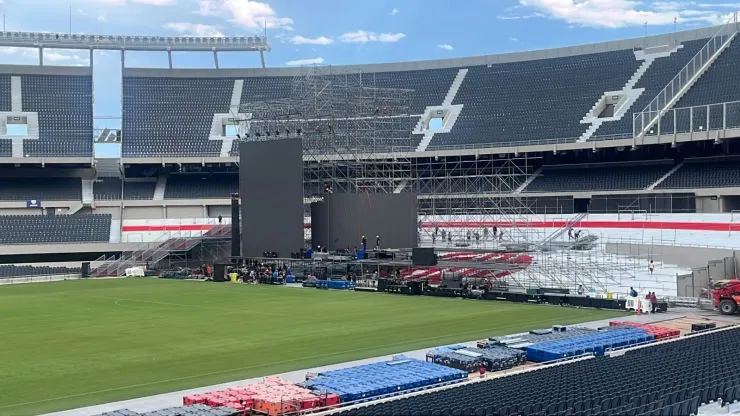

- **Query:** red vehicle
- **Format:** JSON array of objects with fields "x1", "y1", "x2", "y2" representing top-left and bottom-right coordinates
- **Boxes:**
[{"x1": 712, "y1": 280, "x2": 740, "y2": 314}]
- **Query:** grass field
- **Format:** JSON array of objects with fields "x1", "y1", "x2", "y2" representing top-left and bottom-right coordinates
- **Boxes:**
[{"x1": 0, "y1": 278, "x2": 627, "y2": 415}]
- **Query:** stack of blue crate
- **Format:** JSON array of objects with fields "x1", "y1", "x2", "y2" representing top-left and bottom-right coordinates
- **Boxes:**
[
  {"x1": 303, "y1": 358, "x2": 466, "y2": 402},
  {"x1": 315, "y1": 280, "x2": 357, "y2": 290},
  {"x1": 526, "y1": 327, "x2": 654, "y2": 362}
]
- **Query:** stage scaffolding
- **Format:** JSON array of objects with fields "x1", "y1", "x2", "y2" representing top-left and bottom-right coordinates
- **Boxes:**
[{"x1": 233, "y1": 65, "x2": 415, "y2": 195}]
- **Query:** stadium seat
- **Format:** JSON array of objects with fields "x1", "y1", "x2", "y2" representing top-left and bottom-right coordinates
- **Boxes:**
[
  {"x1": 524, "y1": 164, "x2": 671, "y2": 192},
  {"x1": 0, "y1": 264, "x2": 80, "y2": 279},
  {"x1": 333, "y1": 327, "x2": 740, "y2": 416},
  {"x1": 93, "y1": 178, "x2": 156, "y2": 200},
  {"x1": 0, "y1": 214, "x2": 111, "y2": 244},
  {"x1": 164, "y1": 174, "x2": 238, "y2": 199},
  {"x1": 429, "y1": 50, "x2": 641, "y2": 149},
  {"x1": 0, "y1": 177, "x2": 81, "y2": 200},
  {"x1": 594, "y1": 39, "x2": 707, "y2": 139},
  {"x1": 21, "y1": 74, "x2": 94, "y2": 157},
  {"x1": 657, "y1": 160, "x2": 740, "y2": 189},
  {"x1": 0, "y1": 74, "x2": 11, "y2": 112}
]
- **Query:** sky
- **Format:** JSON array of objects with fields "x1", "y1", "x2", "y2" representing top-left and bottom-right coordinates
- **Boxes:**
[{"x1": 0, "y1": 0, "x2": 738, "y2": 134}]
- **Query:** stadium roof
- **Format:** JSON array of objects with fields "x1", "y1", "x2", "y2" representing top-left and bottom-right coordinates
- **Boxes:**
[{"x1": 0, "y1": 31, "x2": 270, "y2": 52}]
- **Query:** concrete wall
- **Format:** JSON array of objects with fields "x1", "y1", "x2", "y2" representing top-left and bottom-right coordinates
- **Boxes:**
[
  {"x1": 696, "y1": 195, "x2": 722, "y2": 213},
  {"x1": 122, "y1": 206, "x2": 164, "y2": 220},
  {"x1": 604, "y1": 242, "x2": 736, "y2": 269}
]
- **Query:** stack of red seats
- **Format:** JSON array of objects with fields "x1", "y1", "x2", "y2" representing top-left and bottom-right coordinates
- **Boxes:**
[
  {"x1": 609, "y1": 321, "x2": 681, "y2": 340},
  {"x1": 183, "y1": 376, "x2": 325, "y2": 416}
]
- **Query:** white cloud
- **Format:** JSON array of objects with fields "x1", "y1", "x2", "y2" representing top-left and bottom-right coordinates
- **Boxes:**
[
  {"x1": 391, "y1": 8, "x2": 399, "y2": 15},
  {"x1": 339, "y1": 30, "x2": 406, "y2": 43},
  {"x1": 196, "y1": 0, "x2": 293, "y2": 30},
  {"x1": 285, "y1": 57, "x2": 324, "y2": 66},
  {"x1": 0, "y1": 47, "x2": 89, "y2": 65},
  {"x1": 438, "y1": 44, "x2": 454, "y2": 50},
  {"x1": 515, "y1": 0, "x2": 736, "y2": 28},
  {"x1": 163, "y1": 22, "x2": 225, "y2": 37},
  {"x1": 509, "y1": 37, "x2": 519, "y2": 42},
  {"x1": 289, "y1": 35, "x2": 333, "y2": 45}
]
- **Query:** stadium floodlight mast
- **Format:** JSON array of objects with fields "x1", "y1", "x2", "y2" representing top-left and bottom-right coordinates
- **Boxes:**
[{"x1": 231, "y1": 65, "x2": 414, "y2": 197}]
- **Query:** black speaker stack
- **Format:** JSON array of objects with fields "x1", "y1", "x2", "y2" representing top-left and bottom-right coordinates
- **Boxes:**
[
  {"x1": 412, "y1": 248, "x2": 437, "y2": 266},
  {"x1": 81, "y1": 262, "x2": 91, "y2": 278},
  {"x1": 231, "y1": 193, "x2": 240, "y2": 258}
]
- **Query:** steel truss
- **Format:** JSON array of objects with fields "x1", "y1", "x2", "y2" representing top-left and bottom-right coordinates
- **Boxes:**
[{"x1": 235, "y1": 65, "x2": 415, "y2": 194}]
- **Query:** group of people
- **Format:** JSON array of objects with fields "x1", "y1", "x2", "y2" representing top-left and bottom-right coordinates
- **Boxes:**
[
  {"x1": 629, "y1": 286, "x2": 660, "y2": 313},
  {"x1": 567, "y1": 228, "x2": 583, "y2": 241},
  {"x1": 426, "y1": 225, "x2": 506, "y2": 244}
]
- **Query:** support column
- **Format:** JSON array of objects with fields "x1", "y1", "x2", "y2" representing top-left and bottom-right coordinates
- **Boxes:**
[
  {"x1": 89, "y1": 49, "x2": 94, "y2": 70},
  {"x1": 260, "y1": 50, "x2": 266, "y2": 69},
  {"x1": 167, "y1": 49, "x2": 173, "y2": 69},
  {"x1": 213, "y1": 49, "x2": 219, "y2": 69},
  {"x1": 121, "y1": 49, "x2": 126, "y2": 71},
  {"x1": 39, "y1": 47, "x2": 43, "y2": 66}
]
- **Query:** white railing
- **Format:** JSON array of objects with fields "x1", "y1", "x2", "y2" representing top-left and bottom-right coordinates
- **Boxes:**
[{"x1": 633, "y1": 13, "x2": 738, "y2": 138}]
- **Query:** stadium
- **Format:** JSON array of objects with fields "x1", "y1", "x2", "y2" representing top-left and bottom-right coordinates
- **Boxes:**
[{"x1": 3, "y1": 5, "x2": 740, "y2": 416}]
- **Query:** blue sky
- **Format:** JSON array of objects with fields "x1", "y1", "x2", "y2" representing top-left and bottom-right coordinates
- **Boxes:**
[{"x1": 0, "y1": 0, "x2": 738, "y2": 126}]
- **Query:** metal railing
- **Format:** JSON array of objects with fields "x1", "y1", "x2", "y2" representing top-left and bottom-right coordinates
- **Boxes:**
[
  {"x1": 637, "y1": 99, "x2": 740, "y2": 137},
  {"x1": 633, "y1": 13, "x2": 738, "y2": 138}
]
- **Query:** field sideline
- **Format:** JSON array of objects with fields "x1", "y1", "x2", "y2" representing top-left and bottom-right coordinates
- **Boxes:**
[{"x1": 0, "y1": 278, "x2": 626, "y2": 415}]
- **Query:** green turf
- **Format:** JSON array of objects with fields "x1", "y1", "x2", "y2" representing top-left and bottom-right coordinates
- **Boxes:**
[{"x1": 0, "y1": 278, "x2": 627, "y2": 415}]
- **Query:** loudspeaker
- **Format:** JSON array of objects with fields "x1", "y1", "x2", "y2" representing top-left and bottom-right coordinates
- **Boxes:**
[
  {"x1": 412, "y1": 248, "x2": 437, "y2": 266},
  {"x1": 81, "y1": 262, "x2": 90, "y2": 278},
  {"x1": 231, "y1": 193, "x2": 241, "y2": 258}
]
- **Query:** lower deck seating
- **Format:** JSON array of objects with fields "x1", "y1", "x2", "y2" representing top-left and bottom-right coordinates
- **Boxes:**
[
  {"x1": 525, "y1": 164, "x2": 671, "y2": 192},
  {"x1": 0, "y1": 264, "x2": 81, "y2": 278},
  {"x1": 657, "y1": 160, "x2": 740, "y2": 189},
  {"x1": 164, "y1": 174, "x2": 237, "y2": 199},
  {"x1": 0, "y1": 214, "x2": 111, "y2": 244},
  {"x1": 0, "y1": 177, "x2": 81, "y2": 200},
  {"x1": 338, "y1": 327, "x2": 740, "y2": 416}
]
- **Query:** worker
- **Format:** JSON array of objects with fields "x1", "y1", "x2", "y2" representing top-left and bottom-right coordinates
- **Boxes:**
[
  {"x1": 375, "y1": 235, "x2": 381, "y2": 250},
  {"x1": 629, "y1": 287, "x2": 638, "y2": 297},
  {"x1": 648, "y1": 260, "x2": 655, "y2": 275},
  {"x1": 649, "y1": 292, "x2": 658, "y2": 313},
  {"x1": 568, "y1": 228, "x2": 573, "y2": 240},
  {"x1": 479, "y1": 364, "x2": 486, "y2": 378},
  {"x1": 361, "y1": 235, "x2": 367, "y2": 251},
  {"x1": 577, "y1": 284, "x2": 584, "y2": 295}
]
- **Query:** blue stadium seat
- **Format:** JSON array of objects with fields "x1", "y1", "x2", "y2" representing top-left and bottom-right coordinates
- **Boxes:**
[
  {"x1": 0, "y1": 214, "x2": 111, "y2": 244},
  {"x1": 524, "y1": 163, "x2": 671, "y2": 192},
  {"x1": 657, "y1": 159, "x2": 740, "y2": 189},
  {"x1": 0, "y1": 177, "x2": 81, "y2": 200}
]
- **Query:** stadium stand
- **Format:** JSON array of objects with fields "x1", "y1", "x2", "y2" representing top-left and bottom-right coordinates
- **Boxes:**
[
  {"x1": 93, "y1": 179, "x2": 156, "y2": 200},
  {"x1": 0, "y1": 264, "x2": 80, "y2": 278},
  {"x1": 0, "y1": 214, "x2": 111, "y2": 244},
  {"x1": 672, "y1": 38, "x2": 740, "y2": 108},
  {"x1": 122, "y1": 77, "x2": 233, "y2": 157},
  {"x1": 594, "y1": 39, "x2": 708, "y2": 138},
  {"x1": 657, "y1": 159, "x2": 740, "y2": 189},
  {"x1": 336, "y1": 328, "x2": 738, "y2": 416},
  {"x1": 429, "y1": 51, "x2": 640, "y2": 148},
  {"x1": 164, "y1": 174, "x2": 238, "y2": 199},
  {"x1": 0, "y1": 74, "x2": 11, "y2": 111},
  {"x1": 0, "y1": 177, "x2": 81, "y2": 200},
  {"x1": 21, "y1": 75, "x2": 94, "y2": 157},
  {"x1": 524, "y1": 163, "x2": 672, "y2": 193}
]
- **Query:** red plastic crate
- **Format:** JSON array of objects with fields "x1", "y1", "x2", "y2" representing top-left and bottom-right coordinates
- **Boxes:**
[{"x1": 183, "y1": 394, "x2": 205, "y2": 405}]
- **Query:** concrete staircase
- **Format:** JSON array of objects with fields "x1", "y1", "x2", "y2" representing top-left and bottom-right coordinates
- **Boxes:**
[
  {"x1": 443, "y1": 69, "x2": 468, "y2": 106},
  {"x1": 415, "y1": 132, "x2": 436, "y2": 152},
  {"x1": 647, "y1": 162, "x2": 684, "y2": 190},
  {"x1": 109, "y1": 220, "x2": 122, "y2": 243},
  {"x1": 94, "y1": 158, "x2": 121, "y2": 177},
  {"x1": 10, "y1": 76, "x2": 21, "y2": 112},
  {"x1": 153, "y1": 175, "x2": 167, "y2": 201},
  {"x1": 81, "y1": 180, "x2": 94, "y2": 205}
]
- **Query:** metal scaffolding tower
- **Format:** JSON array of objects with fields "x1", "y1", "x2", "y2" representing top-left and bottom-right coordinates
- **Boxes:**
[{"x1": 233, "y1": 65, "x2": 414, "y2": 195}]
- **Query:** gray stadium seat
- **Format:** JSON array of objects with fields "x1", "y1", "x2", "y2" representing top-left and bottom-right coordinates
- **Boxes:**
[
  {"x1": 93, "y1": 179, "x2": 155, "y2": 200},
  {"x1": 524, "y1": 164, "x2": 671, "y2": 192},
  {"x1": 657, "y1": 160, "x2": 740, "y2": 189},
  {"x1": 429, "y1": 50, "x2": 640, "y2": 149},
  {"x1": 164, "y1": 174, "x2": 237, "y2": 199},
  {"x1": 21, "y1": 74, "x2": 94, "y2": 157},
  {"x1": 0, "y1": 177, "x2": 81, "y2": 200},
  {"x1": 0, "y1": 214, "x2": 111, "y2": 243}
]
